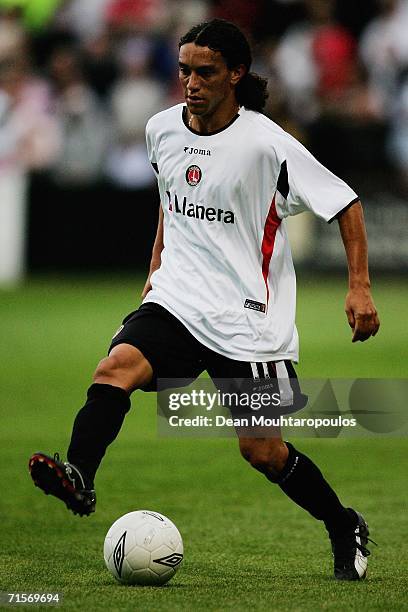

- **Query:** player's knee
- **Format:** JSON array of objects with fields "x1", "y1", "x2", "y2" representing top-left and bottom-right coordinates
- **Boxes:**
[
  {"x1": 240, "y1": 440, "x2": 288, "y2": 481},
  {"x1": 93, "y1": 345, "x2": 153, "y2": 392},
  {"x1": 93, "y1": 355, "x2": 131, "y2": 389},
  {"x1": 94, "y1": 355, "x2": 118, "y2": 380}
]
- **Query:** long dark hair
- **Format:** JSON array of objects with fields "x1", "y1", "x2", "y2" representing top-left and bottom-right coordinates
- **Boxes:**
[{"x1": 179, "y1": 19, "x2": 268, "y2": 113}]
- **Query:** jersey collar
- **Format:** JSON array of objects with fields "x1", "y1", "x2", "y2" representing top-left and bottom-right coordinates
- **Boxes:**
[{"x1": 182, "y1": 105, "x2": 241, "y2": 136}]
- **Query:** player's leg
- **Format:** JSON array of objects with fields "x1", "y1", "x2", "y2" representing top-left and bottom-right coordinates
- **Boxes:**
[
  {"x1": 29, "y1": 303, "x2": 205, "y2": 516},
  {"x1": 238, "y1": 434, "x2": 355, "y2": 530},
  {"x1": 238, "y1": 435, "x2": 373, "y2": 580},
  {"x1": 207, "y1": 354, "x2": 373, "y2": 580},
  {"x1": 66, "y1": 342, "x2": 153, "y2": 487},
  {"x1": 29, "y1": 343, "x2": 152, "y2": 516}
]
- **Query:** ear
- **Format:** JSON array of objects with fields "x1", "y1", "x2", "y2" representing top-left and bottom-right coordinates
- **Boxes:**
[{"x1": 230, "y1": 64, "x2": 246, "y2": 86}]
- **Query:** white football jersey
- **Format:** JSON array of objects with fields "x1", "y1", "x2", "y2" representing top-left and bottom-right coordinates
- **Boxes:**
[{"x1": 143, "y1": 103, "x2": 358, "y2": 362}]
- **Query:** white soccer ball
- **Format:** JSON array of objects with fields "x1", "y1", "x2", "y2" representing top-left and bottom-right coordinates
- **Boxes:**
[{"x1": 103, "y1": 510, "x2": 183, "y2": 586}]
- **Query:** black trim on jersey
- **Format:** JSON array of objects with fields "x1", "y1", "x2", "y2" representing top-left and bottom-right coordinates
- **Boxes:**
[
  {"x1": 328, "y1": 197, "x2": 360, "y2": 224},
  {"x1": 151, "y1": 161, "x2": 159, "y2": 174},
  {"x1": 182, "y1": 106, "x2": 240, "y2": 136},
  {"x1": 277, "y1": 160, "x2": 289, "y2": 199}
]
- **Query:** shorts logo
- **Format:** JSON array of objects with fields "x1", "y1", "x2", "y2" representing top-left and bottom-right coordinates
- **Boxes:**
[
  {"x1": 185, "y1": 165, "x2": 202, "y2": 186},
  {"x1": 244, "y1": 299, "x2": 266, "y2": 313}
]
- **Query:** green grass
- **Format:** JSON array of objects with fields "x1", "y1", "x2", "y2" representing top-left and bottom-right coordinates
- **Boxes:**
[{"x1": 0, "y1": 275, "x2": 407, "y2": 611}]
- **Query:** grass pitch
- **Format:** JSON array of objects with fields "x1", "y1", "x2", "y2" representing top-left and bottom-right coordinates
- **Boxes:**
[{"x1": 0, "y1": 275, "x2": 407, "y2": 611}]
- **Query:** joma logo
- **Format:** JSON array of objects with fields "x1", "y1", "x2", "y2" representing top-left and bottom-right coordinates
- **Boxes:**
[{"x1": 184, "y1": 146, "x2": 211, "y2": 156}]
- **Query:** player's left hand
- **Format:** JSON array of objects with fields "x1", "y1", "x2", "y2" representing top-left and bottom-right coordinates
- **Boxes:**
[{"x1": 345, "y1": 287, "x2": 380, "y2": 342}]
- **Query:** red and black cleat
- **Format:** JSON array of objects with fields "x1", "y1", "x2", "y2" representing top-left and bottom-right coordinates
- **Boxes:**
[{"x1": 29, "y1": 452, "x2": 96, "y2": 517}]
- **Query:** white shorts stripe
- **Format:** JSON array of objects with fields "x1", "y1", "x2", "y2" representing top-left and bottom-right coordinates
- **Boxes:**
[
  {"x1": 250, "y1": 362, "x2": 259, "y2": 380},
  {"x1": 275, "y1": 361, "x2": 294, "y2": 406}
]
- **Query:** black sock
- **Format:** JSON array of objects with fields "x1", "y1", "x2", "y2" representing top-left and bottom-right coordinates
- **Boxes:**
[
  {"x1": 67, "y1": 383, "x2": 131, "y2": 487},
  {"x1": 273, "y1": 442, "x2": 356, "y2": 535}
]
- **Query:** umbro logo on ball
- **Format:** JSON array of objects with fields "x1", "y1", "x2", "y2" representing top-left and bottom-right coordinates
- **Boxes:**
[
  {"x1": 186, "y1": 165, "x2": 202, "y2": 186},
  {"x1": 142, "y1": 511, "x2": 164, "y2": 521},
  {"x1": 152, "y1": 553, "x2": 184, "y2": 567},
  {"x1": 113, "y1": 531, "x2": 127, "y2": 577}
]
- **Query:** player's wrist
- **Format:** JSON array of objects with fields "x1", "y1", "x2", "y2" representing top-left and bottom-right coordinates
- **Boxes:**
[{"x1": 348, "y1": 278, "x2": 371, "y2": 291}]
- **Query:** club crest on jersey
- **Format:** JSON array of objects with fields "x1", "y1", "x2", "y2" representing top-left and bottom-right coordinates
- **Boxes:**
[{"x1": 185, "y1": 165, "x2": 202, "y2": 186}]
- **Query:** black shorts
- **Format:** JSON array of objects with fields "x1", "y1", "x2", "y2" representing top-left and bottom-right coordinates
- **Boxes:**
[{"x1": 109, "y1": 303, "x2": 307, "y2": 414}]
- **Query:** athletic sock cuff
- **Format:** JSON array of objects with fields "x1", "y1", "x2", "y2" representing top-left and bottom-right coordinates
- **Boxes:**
[
  {"x1": 87, "y1": 383, "x2": 131, "y2": 412},
  {"x1": 277, "y1": 441, "x2": 300, "y2": 485}
]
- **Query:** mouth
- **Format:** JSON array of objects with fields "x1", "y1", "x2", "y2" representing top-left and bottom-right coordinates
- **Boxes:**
[{"x1": 186, "y1": 96, "x2": 205, "y2": 105}]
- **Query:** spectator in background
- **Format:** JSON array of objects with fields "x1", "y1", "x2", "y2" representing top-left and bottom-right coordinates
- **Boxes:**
[
  {"x1": 105, "y1": 35, "x2": 164, "y2": 189},
  {"x1": 211, "y1": 0, "x2": 265, "y2": 35},
  {"x1": 274, "y1": 0, "x2": 358, "y2": 124},
  {"x1": 51, "y1": 0, "x2": 119, "y2": 101},
  {"x1": 156, "y1": 0, "x2": 210, "y2": 102},
  {"x1": 388, "y1": 74, "x2": 408, "y2": 193},
  {"x1": 82, "y1": 31, "x2": 119, "y2": 101},
  {"x1": 55, "y1": 0, "x2": 112, "y2": 42},
  {"x1": 49, "y1": 45, "x2": 110, "y2": 186},
  {"x1": 359, "y1": 0, "x2": 408, "y2": 186},
  {"x1": 274, "y1": 0, "x2": 321, "y2": 124},
  {"x1": 0, "y1": 55, "x2": 59, "y2": 284},
  {"x1": 360, "y1": 0, "x2": 408, "y2": 117},
  {"x1": 0, "y1": 6, "x2": 26, "y2": 60},
  {"x1": 105, "y1": 0, "x2": 168, "y2": 33},
  {"x1": 169, "y1": 0, "x2": 209, "y2": 30},
  {"x1": 312, "y1": 14, "x2": 355, "y2": 107}
]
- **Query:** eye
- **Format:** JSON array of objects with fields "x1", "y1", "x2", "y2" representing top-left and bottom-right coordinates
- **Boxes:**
[
  {"x1": 179, "y1": 66, "x2": 190, "y2": 76},
  {"x1": 198, "y1": 68, "x2": 214, "y2": 78}
]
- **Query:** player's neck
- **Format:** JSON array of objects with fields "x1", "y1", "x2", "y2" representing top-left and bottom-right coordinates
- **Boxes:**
[{"x1": 187, "y1": 102, "x2": 240, "y2": 134}]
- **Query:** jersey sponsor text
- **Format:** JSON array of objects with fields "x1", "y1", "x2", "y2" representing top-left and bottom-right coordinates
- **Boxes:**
[{"x1": 166, "y1": 191, "x2": 235, "y2": 224}]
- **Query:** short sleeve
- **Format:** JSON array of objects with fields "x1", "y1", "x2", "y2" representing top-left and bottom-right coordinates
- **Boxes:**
[{"x1": 277, "y1": 135, "x2": 359, "y2": 223}]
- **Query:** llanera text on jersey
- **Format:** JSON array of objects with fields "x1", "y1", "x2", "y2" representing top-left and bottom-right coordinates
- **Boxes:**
[{"x1": 166, "y1": 191, "x2": 235, "y2": 224}]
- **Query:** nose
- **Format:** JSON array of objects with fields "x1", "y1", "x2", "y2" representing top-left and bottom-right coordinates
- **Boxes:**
[{"x1": 187, "y1": 71, "x2": 200, "y2": 93}]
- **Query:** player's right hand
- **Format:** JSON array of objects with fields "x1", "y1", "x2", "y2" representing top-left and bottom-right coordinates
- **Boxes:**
[{"x1": 345, "y1": 288, "x2": 380, "y2": 342}]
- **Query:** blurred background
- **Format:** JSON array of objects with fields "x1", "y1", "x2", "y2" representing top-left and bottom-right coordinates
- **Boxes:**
[
  {"x1": 1, "y1": 6, "x2": 406, "y2": 605},
  {"x1": 1, "y1": 0, "x2": 408, "y2": 282}
]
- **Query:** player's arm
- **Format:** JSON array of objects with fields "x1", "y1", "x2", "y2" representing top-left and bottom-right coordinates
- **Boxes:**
[
  {"x1": 337, "y1": 201, "x2": 380, "y2": 342},
  {"x1": 141, "y1": 205, "x2": 164, "y2": 298}
]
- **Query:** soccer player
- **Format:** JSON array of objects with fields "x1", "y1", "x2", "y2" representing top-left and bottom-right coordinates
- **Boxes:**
[{"x1": 29, "y1": 19, "x2": 380, "y2": 581}]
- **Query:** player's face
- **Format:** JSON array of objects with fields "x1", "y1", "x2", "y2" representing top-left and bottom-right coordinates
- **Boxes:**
[{"x1": 178, "y1": 43, "x2": 242, "y2": 118}]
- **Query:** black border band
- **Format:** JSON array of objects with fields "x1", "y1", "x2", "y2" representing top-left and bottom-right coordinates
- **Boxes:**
[
  {"x1": 182, "y1": 106, "x2": 240, "y2": 136},
  {"x1": 328, "y1": 197, "x2": 360, "y2": 224}
]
